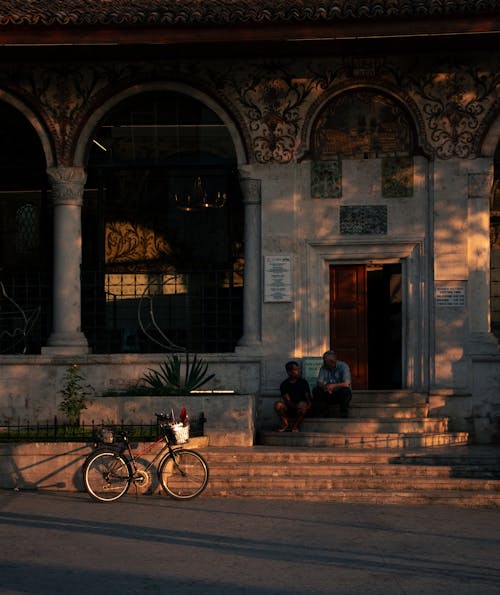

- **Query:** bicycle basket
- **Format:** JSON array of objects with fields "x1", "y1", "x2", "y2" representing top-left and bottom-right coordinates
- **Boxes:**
[
  {"x1": 167, "y1": 422, "x2": 190, "y2": 445},
  {"x1": 94, "y1": 427, "x2": 115, "y2": 444}
]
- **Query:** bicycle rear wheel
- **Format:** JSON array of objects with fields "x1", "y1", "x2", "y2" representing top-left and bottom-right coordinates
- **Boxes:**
[
  {"x1": 158, "y1": 449, "x2": 209, "y2": 499},
  {"x1": 84, "y1": 450, "x2": 131, "y2": 502}
]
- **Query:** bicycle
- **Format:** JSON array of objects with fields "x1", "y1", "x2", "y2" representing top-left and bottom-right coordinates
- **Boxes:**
[{"x1": 82, "y1": 412, "x2": 209, "y2": 502}]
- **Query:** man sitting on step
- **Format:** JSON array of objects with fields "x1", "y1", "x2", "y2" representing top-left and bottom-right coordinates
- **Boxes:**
[
  {"x1": 274, "y1": 361, "x2": 312, "y2": 432},
  {"x1": 313, "y1": 350, "x2": 352, "y2": 418}
]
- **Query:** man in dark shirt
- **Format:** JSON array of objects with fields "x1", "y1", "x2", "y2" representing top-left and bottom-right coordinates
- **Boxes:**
[{"x1": 274, "y1": 361, "x2": 312, "y2": 432}]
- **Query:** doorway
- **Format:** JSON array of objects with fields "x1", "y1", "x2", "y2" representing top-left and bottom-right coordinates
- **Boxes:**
[{"x1": 329, "y1": 263, "x2": 402, "y2": 389}]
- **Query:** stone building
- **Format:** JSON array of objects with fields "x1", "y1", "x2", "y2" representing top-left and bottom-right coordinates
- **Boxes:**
[{"x1": 0, "y1": 1, "x2": 499, "y2": 442}]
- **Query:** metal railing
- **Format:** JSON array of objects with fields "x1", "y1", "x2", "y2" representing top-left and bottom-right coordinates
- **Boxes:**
[{"x1": 0, "y1": 413, "x2": 206, "y2": 443}]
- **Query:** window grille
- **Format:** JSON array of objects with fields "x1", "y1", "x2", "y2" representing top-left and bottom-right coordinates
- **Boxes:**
[{"x1": 15, "y1": 203, "x2": 39, "y2": 254}]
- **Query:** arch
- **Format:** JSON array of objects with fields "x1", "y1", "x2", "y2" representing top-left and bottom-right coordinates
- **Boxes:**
[
  {"x1": 0, "y1": 90, "x2": 54, "y2": 168},
  {"x1": 79, "y1": 84, "x2": 246, "y2": 354},
  {"x1": 74, "y1": 81, "x2": 248, "y2": 167},
  {"x1": 478, "y1": 106, "x2": 500, "y2": 158},
  {"x1": 301, "y1": 84, "x2": 429, "y2": 160}
]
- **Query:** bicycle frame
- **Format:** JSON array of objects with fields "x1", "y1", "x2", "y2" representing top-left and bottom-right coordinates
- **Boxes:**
[{"x1": 119, "y1": 431, "x2": 176, "y2": 479}]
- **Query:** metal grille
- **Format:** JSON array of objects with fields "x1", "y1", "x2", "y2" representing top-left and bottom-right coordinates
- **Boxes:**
[
  {"x1": 81, "y1": 269, "x2": 243, "y2": 353},
  {"x1": 15, "y1": 203, "x2": 40, "y2": 254},
  {"x1": 0, "y1": 272, "x2": 51, "y2": 354},
  {"x1": 0, "y1": 269, "x2": 242, "y2": 354}
]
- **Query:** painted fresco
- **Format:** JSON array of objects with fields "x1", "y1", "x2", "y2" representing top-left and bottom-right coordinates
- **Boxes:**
[
  {"x1": 313, "y1": 91, "x2": 412, "y2": 160},
  {"x1": 311, "y1": 159, "x2": 342, "y2": 198},
  {"x1": 382, "y1": 156, "x2": 414, "y2": 198}
]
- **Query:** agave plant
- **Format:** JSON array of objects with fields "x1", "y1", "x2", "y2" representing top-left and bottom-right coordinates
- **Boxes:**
[{"x1": 142, "y1": 353, "x2": 215, "y2": 395}]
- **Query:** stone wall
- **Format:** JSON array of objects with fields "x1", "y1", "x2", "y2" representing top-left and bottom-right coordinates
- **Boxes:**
[
  {"x1": 0, "y1": 437, "x2": 208, "y2": 492},
  {"x1": 81, "y1": 393, "x2": 256, "y2": 447},
  {"x1": 0, "y1": 355, "x2": 260, "y2": 443}
]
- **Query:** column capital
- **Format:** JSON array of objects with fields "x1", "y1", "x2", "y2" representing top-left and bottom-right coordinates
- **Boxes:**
[
  {"x1": 239, "y1": 177, "x2": 262, "y2": 206},
  {"x1": 47, "y1": 166, "x2": 87, "y2": 206}
]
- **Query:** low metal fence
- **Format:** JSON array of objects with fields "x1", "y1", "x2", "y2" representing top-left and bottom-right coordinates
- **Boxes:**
[{"x1": 0, "y1": 413, "x2": 205, "y2": 443}]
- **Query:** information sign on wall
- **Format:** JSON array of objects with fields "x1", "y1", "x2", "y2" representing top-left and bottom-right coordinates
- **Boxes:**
[
  {"x1": 264, "y1": 255, "x2": 292, "y2": 302},
  {"x1": 435, "y1": 284, "x2": 466, "y2": 307},
  {"x1": 301, "y1": 357, "x2": 323, "y2": 391}
]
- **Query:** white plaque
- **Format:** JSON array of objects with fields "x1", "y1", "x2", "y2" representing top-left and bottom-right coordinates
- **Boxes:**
[
  {"x1": 302, "y1": 357, "x2": 323, "y2": 390},
  {"x1": 435, "y1": 285, "x2": 466, "y2": 307},
  {"x1": 264, "y1": 255, "x2": 292, "y2": 302}
]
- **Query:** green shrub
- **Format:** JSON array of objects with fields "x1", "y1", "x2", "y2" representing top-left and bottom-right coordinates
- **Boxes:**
[
  {"x1": 58, "y1": 364, "x2": 94, "y2": 426},
  {"x1": 141, "y1": 353, "x2": 215, "y2": 395}
]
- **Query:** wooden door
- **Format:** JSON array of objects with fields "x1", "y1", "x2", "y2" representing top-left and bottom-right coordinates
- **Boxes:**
[{"x1": 329, "y1": 265, "x2": 368, "y2": 388}]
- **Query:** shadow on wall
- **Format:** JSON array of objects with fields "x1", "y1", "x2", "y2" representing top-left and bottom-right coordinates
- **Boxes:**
[{"x1": 0, "y1": 443, "x2": 89, "y2": 491}]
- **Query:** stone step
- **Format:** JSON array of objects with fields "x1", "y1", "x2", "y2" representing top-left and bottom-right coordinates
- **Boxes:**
[
  {"x1": 208, "y1": 462, "x2": 500, "y2": 479},
  {"x1": 349, "y1": 403, "x2": 429, "y2": 418},
  {"x1": 351, "y1": 391, "x2": 428, "y2": 404},
  {"x1": 258, "y1": 431, "x2": 469, "y2": 449},
  {"x1": 201, "y1": 486, "x2": 500, "y2": 507},
  {"x1": 300, "y1": 417, "x2": 447, "y2": 433},
  {"x1": 198, "y1": 445, "x2": 500, "y2": 506},
  {"x1": 203, "y1": 446, "x2": 500, "y2": 466},
  {"x1": 206, "y1": 475, "x2": 500, "y2": 492}
]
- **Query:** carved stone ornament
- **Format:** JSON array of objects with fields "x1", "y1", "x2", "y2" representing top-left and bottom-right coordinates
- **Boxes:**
[
  {"x1": 0, "y1": 53, "x2": 497, "y2": 166},
  {"x1": 404, "y1": 64, "x2": 500, "y2": 159},
  {"x1": 47, "y1": 167, "x2": 87, "y2": 206},
  {"x1": 340, "y1": 205, "x2": 388, "y2": 235},
  {"x1": 217, "y1": 62, "x2": 319, "y2": 164}
]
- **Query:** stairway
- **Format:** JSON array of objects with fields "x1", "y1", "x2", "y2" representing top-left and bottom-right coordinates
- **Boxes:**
[
  {"x1": 202, "y1": 445, "x2": 500, "y2": 506},
  {"x1": 259, "y1": 391, "x2": 469, "y2": 449},
  {"x1": 198, "y1": 391, "x2": 500, "y2": 506}
]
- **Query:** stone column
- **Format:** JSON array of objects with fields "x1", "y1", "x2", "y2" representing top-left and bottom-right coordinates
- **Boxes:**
[
  {"x1": 236, "y1": 177, "x2": 262, "y2": 351},
  {"x1": 466, "y1": 168, "x2": 498, "y2": 353},
  {"x1": 42, "y1": 167, "x2": 90, "y2": 354}
]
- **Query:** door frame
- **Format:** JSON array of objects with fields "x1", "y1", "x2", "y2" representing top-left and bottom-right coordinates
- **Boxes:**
[{"x1": 299, "y1": 238, "x2": 428, "y2": 391}]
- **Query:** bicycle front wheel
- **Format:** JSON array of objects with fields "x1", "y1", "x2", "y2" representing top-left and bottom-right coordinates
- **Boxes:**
[
  {"x1": 158, "y1": 449, "x2": 209, "y2": 500},
  {"x1": 84, "y1": 450, "x2": 131, "y2": 502}
]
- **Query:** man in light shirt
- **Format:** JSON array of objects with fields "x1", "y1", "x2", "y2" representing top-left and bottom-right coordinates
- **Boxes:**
[{"x1": 313, "y1": 350, "x2": 352, "y2": 418}]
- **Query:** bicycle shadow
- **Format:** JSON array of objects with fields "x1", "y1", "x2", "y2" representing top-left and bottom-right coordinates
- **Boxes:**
[{"x1": 0, "y1": 443, "x2": 90, "y2": 492}]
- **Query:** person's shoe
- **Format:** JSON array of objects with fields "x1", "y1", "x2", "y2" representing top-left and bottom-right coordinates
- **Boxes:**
[
  {"x1": 292, "y1": 426, "x2": 300, "y2": 432},
  {"x1": 278, "y1": 424, "x2": 289, "y2": 432}
]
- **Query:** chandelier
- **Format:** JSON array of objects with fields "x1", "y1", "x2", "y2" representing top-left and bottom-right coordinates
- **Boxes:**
[{"x1": 175, "y1": 176, "x2": 227, "y2": 212}]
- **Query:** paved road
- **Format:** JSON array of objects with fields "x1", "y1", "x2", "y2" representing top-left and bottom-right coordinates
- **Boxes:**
[{"x1": 0, "y1": 490, "x2": 499, "y2": 594}]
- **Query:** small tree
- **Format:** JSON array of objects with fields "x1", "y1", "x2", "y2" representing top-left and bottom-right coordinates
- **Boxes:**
[{"x1": 58, "y1": 363, "x2": 93, "y2": 426}]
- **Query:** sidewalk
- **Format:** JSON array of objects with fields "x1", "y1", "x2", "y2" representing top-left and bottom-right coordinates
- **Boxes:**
[{"x1": 1, "y1": 489, "x2": 499, "y2": 594}]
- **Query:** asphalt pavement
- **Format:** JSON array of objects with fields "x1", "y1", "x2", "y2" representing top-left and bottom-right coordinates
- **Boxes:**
[{"x1": 0, "y1": 489, "x2": 499, "y2": 594}]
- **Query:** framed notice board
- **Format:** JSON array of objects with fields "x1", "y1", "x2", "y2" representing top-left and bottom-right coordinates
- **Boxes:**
[{"x1": 301, "y1": 357, "x2": 323, "y2": 391}]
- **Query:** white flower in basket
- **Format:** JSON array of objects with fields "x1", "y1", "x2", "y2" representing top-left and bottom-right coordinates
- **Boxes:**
[{"x1": 169, "y1": 421, "x2": 190, "y2": 444}]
